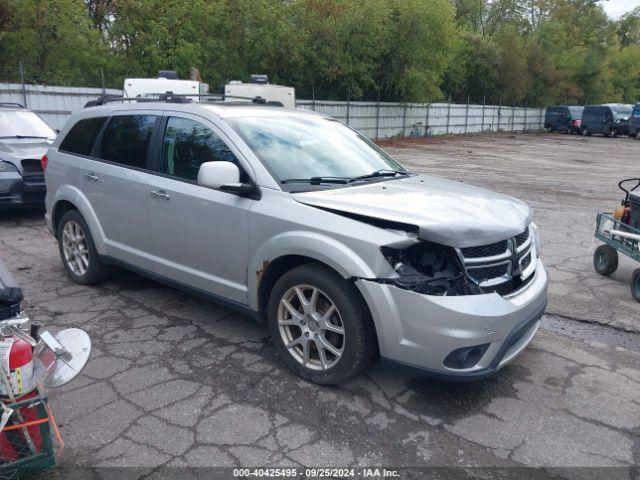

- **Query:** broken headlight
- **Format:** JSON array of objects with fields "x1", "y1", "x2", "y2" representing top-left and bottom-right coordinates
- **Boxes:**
[{"x1": 381, "y1": 241, "x2": 478, "y2": 296}]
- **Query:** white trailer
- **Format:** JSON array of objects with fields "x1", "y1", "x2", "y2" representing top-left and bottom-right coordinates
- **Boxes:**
[{"x1": 225, "y1": 79, "x2": 295, "y2": 108}]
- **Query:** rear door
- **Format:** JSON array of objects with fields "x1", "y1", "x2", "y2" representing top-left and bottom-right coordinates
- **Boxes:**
[
  {"x1": 81, "y1": 111, "x2": 161, "y2": 270},
  {"x1": 145, "y1": 112, "x2": 253, "y2": 304}
]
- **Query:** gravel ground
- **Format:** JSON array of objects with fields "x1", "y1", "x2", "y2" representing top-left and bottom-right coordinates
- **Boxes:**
[{"x1": 0, "y1": 132, "x2": 638, "y2": 479}]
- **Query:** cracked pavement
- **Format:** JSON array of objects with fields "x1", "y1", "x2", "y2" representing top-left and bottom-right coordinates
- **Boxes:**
[{"x1": 0, "y1": 133, "x2": 638, "y2": 478}]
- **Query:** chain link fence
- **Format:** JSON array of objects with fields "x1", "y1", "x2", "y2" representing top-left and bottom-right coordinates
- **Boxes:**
[{"x1": 0, "y1": 82, "x2": 546, "y2": 138}]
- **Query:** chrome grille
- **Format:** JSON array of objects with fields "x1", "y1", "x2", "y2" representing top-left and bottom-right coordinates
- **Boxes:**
[
  {"x1": 457, "y1": 226, "x2": 536, "y2": 296},
  {"x1": 460, "y1": 240, "x2": 508, "y2": 258}
]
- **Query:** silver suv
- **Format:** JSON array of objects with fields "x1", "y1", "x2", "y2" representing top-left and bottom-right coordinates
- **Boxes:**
[{"x1": 44, "y1": 100, "x2": 548, "y2": 384}]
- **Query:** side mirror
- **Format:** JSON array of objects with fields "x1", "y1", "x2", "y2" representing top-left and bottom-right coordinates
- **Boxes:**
[
  {"x1": 198, "y1": 161, "x2": 239, "y2": 189},
  {"x1": 197, "y1": 161, "x2": 259, "y2": 199}
]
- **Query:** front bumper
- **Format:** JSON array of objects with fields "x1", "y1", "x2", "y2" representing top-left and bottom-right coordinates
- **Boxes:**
[
  {"x1": 356, "y1": 259, "x2": 548, "y2": 380},
  {"x1": 0, "y1": 171, "x2": 45, "y2": 209}
]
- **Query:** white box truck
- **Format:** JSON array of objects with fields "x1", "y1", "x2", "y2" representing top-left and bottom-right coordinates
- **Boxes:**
[{"x1": 225, "y1": 75, "x2": 295, "y2": 108}]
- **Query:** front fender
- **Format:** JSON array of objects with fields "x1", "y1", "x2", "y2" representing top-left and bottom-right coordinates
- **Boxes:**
[
  {"x1": 50, "y1": 185, "x2": 107, "y2": 255},
  {"x1": 247, "y1": 231, "x2": 377, "y2": 311}
]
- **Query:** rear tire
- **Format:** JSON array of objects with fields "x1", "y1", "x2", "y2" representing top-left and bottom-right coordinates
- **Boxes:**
[
  {"x1": 631, "y1": 269, "x2": 640, "y2": 302},
  {"x1": 267, "y1": 264, "x2": 376, "y2": 385},
  {"x1": 636, "y1": 130, "x2": 640, "y2": 140},
  {"x1": 611, "y1": 129, "x2": 618, "y2": 138},
  {"x1": 582, "y1": 128, "x2": 589, "y2": 136},
  {"x1": 593, "y1": 245, "x2": 618, "y2": 277},
  {"x1": 57, "y1": 210, "x2": 109, "y2": 285}
]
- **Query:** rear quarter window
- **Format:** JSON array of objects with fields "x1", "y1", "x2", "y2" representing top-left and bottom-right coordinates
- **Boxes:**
[{"x1": 59, "y1": 117, "x2": 107, "y2": 156}]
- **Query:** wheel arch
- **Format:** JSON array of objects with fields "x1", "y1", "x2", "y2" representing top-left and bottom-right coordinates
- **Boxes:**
[{"x1": 50, "y1": 185, "x2": 107, "y2": 255}]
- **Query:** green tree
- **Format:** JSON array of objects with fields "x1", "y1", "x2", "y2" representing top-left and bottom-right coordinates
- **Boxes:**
[{"x1": 0, "y1": 0, "x2": 106, "y2": 85}]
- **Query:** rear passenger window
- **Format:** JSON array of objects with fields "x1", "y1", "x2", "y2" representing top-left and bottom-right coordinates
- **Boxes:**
[
  {"x1": 161, "y1": 117, "x2": 242, "y2": 182},
  {"x1": 99, "y1": 115, "x2": 156, "y2": 169},
  {"x1": 59, "y1": 117, "x2": 106, "y2": 156}
]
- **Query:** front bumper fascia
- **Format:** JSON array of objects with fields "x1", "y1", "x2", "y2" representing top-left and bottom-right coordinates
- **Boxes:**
[
  {"x1": 356, "y1": 259, "x2": 548, "y2": 380},
  {"x1": 0, "y1": 170, "x2": 45, "y2": 209}
]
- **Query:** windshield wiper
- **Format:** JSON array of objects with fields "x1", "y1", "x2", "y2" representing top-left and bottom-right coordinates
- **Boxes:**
[
  {"x1": 348, "y1": 169, "x2": 409, "y2": 183},
  {"x1": 281, "y1": 176, "x2": 351, "y2": 185},
  {"x1": 0, "y1": 135, "x2": 52, "y2": 140}
]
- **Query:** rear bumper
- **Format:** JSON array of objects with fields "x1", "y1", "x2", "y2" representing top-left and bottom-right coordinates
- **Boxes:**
[
  {"x1": 0, "y1": 171, "x2": 45, "y2": 209},
  {"x1": 356, "y1": 259, "x2": 548, "y2": 380}
]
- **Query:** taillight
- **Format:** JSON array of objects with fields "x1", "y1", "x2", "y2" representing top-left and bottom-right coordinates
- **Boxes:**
[{"x1": 41, "y1": 154, "x2": 48, "y2": 171}]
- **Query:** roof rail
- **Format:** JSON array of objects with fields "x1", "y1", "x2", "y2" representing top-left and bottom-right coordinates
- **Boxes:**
[
  {"x1": 84, "y1": 92, "x2": 284, "y2": 108},
  {"x1": 0, "y1": 102, "x2": 25, "y2": 109}
]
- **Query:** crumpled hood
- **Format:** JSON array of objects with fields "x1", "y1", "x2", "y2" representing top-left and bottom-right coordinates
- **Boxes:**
[
  {"x1": 0, "y1": 139, "x2": 52, "y2": 172},
  {"x1": 292, "y1": 175, "x2": 531, "y2": 247}
]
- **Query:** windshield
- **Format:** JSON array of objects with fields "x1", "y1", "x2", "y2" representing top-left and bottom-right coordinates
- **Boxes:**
[
  {"x1": 0, "y1": 110, "x2": 56, "y2": 139},
  {"x1": 229, "y1": 115, "x2": 406, "y2": 184},
  {"x1": 613, "y1": 107, "x2": 632, "y2": 120}
]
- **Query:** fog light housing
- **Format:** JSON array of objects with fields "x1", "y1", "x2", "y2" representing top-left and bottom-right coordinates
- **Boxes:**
[{"x1": 443, "y1": 343, "x2": 490, "y2": 369}]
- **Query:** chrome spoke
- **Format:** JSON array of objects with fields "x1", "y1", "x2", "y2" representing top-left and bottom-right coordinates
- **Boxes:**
[
  {"x1": 315, "y1": 339, "x2": 329, "y2": 370},
  {"x1": 322, "y1": 321, "x2": 344, "y2": 335},
  {"x1": 317, "y1": 334, "x2": 341, "y2": 357},
  {"x1": 282, "y1": 299, "x2": 303, "y2": 322}
]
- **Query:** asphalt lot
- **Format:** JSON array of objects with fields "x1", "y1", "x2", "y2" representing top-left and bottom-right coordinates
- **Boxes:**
[{"x1": 0, "y1": 133, "x2": 638, "y2": 478}]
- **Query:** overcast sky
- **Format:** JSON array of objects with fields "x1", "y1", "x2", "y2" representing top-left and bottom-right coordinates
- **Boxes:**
[{"x1": 602, "y1": 0, "x2": 640, "y2": 18}]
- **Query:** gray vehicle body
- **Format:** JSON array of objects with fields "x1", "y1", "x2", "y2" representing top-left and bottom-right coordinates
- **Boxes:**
[
  {"x1": 0, "y1": 106, "x2": 53, "y2": 209},
  {"x1": 44, "y1": 102, "x2": 548, "y2": 379}
]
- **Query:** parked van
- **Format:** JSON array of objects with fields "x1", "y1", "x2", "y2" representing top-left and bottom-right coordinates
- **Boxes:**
[
  {"x1": 628, "y1": 103, "x2": 640, "y2": 139},
  {"x1": 581, "y1": 104, "x2": 633, "y2": 137},
  {"x1": 544, "y1": 106, "x2": 584, "y2": 134}
]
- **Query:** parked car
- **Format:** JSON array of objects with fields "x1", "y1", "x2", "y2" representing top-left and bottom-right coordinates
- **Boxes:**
[
  {"x1": 581, "y1": 104, "x2": 633, "y2": 137},
  {"x1": 0, "y1": 104, "x2": 56, "y2": 209},
  {"x1": 544, "y1": 106, "x2": 584, "y2": 134},
  {"x1": 43, "y1": 99, "x2": 548, "y2": 384},
  {"x1": 628, "y1": 102, "x2": 640, "y2": 139}
]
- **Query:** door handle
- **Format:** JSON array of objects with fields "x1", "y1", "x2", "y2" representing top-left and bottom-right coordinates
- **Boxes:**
[
  {"x1": 149, "y1": 189, "x2": 170, "y2": 200},
  {"x1": 83, "y1": 173, "x2": 98, "y2": 182}
]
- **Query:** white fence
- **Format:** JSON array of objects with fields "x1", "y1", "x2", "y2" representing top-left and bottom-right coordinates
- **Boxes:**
[
  {"x1": 297, "y1": 101, "x2": 546, "y2": 138},
  {"x1": 0, "y1": 83, "x2": 121, "y2": 130},
  {"x1": 0, "y1": 83, "x2": 546, "y2": 138}
]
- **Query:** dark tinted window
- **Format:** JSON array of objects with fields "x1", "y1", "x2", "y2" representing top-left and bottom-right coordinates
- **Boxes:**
[
  {"x1": 59, "y1": 117, "x2": 106, "y2": 156},
  {"x1": 161, "y1": 117, "x2": 241, "y2": 182},
  {"x1": 100, "y1": 115, "x2": 156, "y2": 168}
]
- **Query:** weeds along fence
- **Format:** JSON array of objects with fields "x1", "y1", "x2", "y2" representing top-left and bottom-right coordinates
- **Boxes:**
[{"x1": 0, "y1": 82, "x2": 545, "y2": 138}]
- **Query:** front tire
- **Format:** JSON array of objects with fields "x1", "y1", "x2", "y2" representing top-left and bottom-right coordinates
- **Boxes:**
[
  {"x1": 57, "y1": 210, "x2": 109, "y2": 285},
  {"x1": 593, "y1": 245, "x2": 618, "y2": 277},
  {"x1": 631, "y1": 269, "x2": 640, "y2": 302},
  {"x1": 267, "y1": 264, "x2": 376, "y2": 385}
]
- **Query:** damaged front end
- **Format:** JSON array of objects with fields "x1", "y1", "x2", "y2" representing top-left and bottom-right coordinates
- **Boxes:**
[
  {"x1": 380, "y1": 242, "x2": 481, "y2": 296},
  {"x1": 377, "y1": 223, "x2": 538, "y2": 297}
]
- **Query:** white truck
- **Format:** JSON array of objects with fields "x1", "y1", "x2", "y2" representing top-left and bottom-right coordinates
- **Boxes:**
[{"x1": 225, "y1": 75, "x2": 295, "y2": 108}]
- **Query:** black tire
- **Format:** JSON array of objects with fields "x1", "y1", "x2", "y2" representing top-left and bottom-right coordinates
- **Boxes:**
[
  {"x1": 611, "y1": 129, "x2": 618, "y2": 138},
  {"x1": 593, "y1": 245, "x2": 618, "y2": 277},
  {"x1": 631, "y1": 269, "x2": 640, "y2": 302},
  {"x1": 582, "y1": 128, "x2": 589, "y2": 136},
  {"x1": 636, "y1": 130, "x2": 640, "y2": 140},
  {"x1": 267, "y1": 263, "x2": 376, "y2": 385},
  {"x1": 57, "y1": 210, "x2": 109, "y2": 285}
]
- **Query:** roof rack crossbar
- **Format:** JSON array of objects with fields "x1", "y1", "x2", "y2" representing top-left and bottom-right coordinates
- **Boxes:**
[
  {"x1": 0, "y1": 102, "x2": 25, "y2": 109},
  {"x1": 84, "y1": 92, "x2": 283, "y2": 108}
]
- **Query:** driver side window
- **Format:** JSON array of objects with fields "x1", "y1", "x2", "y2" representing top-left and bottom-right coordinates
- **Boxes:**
[{"x1": 161, "y1": 117, "x2": 242, "y2": 182}]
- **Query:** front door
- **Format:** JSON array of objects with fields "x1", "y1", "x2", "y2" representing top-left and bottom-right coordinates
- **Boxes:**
[
  {"x1": 82, "y1": 113, "x2": 160, "y2": 270},
  {"x1": 146, "y1": 114, "x2": 253, "y2": 304}
]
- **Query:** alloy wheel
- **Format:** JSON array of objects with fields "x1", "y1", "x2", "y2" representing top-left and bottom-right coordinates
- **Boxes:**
[
  {"x1": 62, "y1": 221, "x2": 90, "y2": 276},
  {"x1": 277, "y1": 284, "x2": 345, "y2": 371}
]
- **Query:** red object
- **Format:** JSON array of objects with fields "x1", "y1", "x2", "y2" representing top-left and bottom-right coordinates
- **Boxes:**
[
  {"x1": 571, "y1": 119, "x2": 582, "y2": 126},
  {"x1": 40, "y1": 154, "x2": 48, "y2": 171},
  {"x1": 8, "y1": 338, "x2": 32, "y2": 371}
]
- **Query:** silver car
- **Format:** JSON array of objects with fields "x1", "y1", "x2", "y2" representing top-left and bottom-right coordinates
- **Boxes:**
[
  {"x1": 0, "y1": 104, "x2": 56, "y2": 209},
  {"x1": 44, "y1": 100, "x2": 548, "y2": 384}
]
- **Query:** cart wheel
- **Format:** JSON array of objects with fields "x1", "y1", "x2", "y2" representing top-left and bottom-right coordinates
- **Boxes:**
[
  {"x1": 631, "y1": 269, "x2": 640, "y2": 302},
  {"x1": 593, "y1": 245, "x2": 618, "y2": 276}
]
